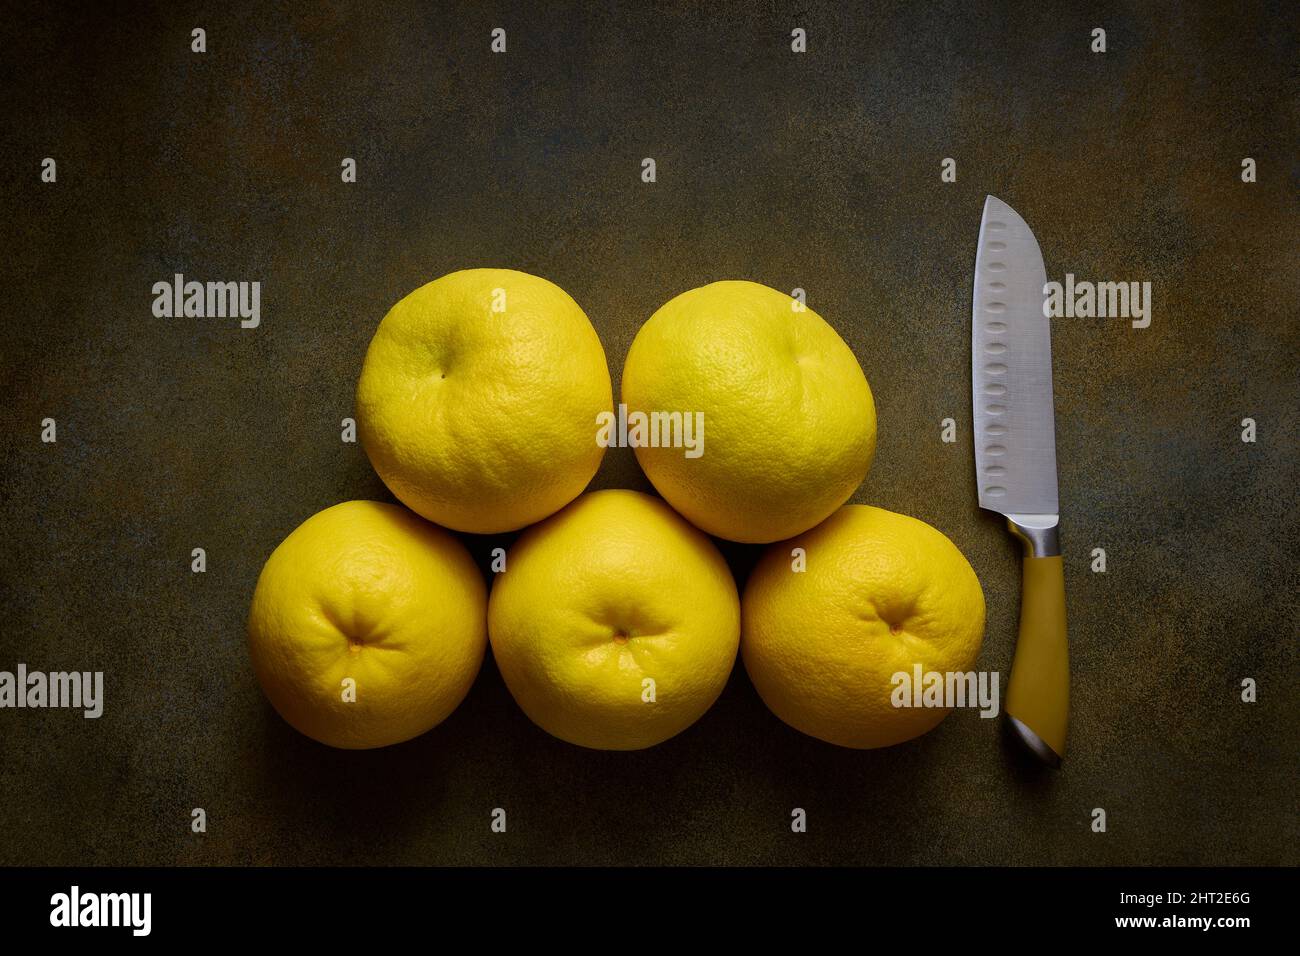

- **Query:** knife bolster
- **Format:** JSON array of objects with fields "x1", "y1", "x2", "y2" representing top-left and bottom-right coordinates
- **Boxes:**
[{"x1": 1007, "y1": 516, "x2": 1060, "y2": 558}]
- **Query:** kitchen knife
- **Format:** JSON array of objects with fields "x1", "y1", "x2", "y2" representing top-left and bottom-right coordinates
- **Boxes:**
[{"x1": 971, "y1": 195, "x2": 1069, "y2": 767}]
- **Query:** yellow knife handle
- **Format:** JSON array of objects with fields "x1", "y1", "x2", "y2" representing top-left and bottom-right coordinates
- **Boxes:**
[{"x1": 1005, "y1": 522, "x2": 1069, "y2": 766}]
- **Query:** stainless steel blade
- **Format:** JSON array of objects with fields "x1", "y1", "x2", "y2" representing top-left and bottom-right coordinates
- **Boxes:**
[{"x1": 972, "y1": 195, "x2": 1059, "y2": 520}]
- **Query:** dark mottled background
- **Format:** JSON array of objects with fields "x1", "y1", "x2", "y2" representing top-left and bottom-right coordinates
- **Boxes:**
[{"x1": 0, "y1": 1, "x2": 1295, "y2": 866}]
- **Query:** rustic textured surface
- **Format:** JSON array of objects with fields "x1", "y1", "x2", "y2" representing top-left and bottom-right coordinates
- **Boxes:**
[{"x1": 1, "y1": 1, "x2": 1295, "y2": 866}]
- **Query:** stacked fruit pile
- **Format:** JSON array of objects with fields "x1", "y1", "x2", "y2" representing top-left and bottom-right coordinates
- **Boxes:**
[{"x1": 247, "y1": 270, "x2": 984, "y2": 751}]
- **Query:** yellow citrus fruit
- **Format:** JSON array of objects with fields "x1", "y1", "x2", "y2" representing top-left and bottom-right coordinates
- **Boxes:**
[
  {"x1": 742, "y1": 505, "x2": 985, "y2": 749},
  {"x1": 356, "y1": 269, "x2": 612, "y2": 534},
  {"x1": 621, "y1": 280, "x2": 876, "y2": 543},
  {"x1": 488, "y1": 490, "x2": 740, "y2": 750},
  {"x1": 247, "y1": 500, "x2": 487, "y2": 749}
]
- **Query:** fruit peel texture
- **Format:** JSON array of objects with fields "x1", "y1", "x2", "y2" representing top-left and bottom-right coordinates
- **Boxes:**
[
  {"x1": 741, "y1": 505, "x2": 985, "y2": 749},
  {"x1": 622, "y1": 280, "x2": 876, "y2": 543},
  {"x1": 357, "y1": 269, "x2": 613, "y2": 534},
  {"x1": 247, "y1": 500, "x2": 488, "y2": 749},
  {"x1": 488, "y1": 490, "x2": 741, "y2": 750}
]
